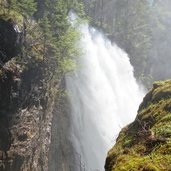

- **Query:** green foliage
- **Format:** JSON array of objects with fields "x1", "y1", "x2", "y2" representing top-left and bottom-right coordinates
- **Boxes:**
[
  {"x1": 1, "y1": 0, "x2": 85, "y2": 79},
  {"x1": 56, "y1": 37, "x2": 80, "y2": 73},
  {"x1": 0, "y1": 0, "x2": 22, "y2": 23},
  {"x1": 37, "y1": 0, "x2": 85, "y2": 76},
  {"x1": 160, "y1": 114, "x2": 171, "y2": 122},
  {"x1": 123, "y1": 136, "x2": 133, "y2": 148},
  {"x1": 11, "y1": 0, "x2": 37, "y2": 17}
]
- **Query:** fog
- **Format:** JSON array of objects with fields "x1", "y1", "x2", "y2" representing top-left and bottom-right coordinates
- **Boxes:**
[{"x1": 83, "y1": 0, "x2": 171, "y2": 87}]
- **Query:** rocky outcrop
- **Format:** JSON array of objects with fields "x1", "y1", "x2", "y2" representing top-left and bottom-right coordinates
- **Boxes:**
[
  {"x1": 0, "y1": 2, "x2": 60, "y2": 170},
  {"x1": 0, "y1": 19, "x2": 21, "y2": 63},
  {"x1": 105, "y1": 80, "x2": 171, "y2": 171},
  {"x1": 0, "y1": 60, "x2": 56, "y2": 171}
]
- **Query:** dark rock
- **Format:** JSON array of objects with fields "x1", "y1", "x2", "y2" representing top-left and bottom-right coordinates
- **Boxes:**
[{"x1": 18, "y1": 133, "x2": 28, "y2": 141}]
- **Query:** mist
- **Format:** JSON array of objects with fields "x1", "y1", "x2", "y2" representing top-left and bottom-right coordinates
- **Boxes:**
[{"x1": 83, "y1": 0, "x2": 171, "y2": 87}]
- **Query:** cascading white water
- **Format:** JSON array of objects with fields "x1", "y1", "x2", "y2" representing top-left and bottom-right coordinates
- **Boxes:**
[{"x1": 66, "y1": 22, "x2": 145, "y2": 171}]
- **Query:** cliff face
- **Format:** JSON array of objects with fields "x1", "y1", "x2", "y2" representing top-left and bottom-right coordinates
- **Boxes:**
[
  {"x1": 48, "y1": 86, "x2": 77, "y2": 171},
  {"x1": 0, "y1": 0, "x2": 84, "y2": 170},
  {"x1": 0, "y1": 60, "x2": 55, "y2": 171},
  {"x1": 105, "y1": 80, "x2": 171, "y2": 171},
  {"x1": 0, "y1": 19, "x2": 21, "y2": 63},
  {"x1": 0, "y1": 16, "x2": 56, "y2": 170}
]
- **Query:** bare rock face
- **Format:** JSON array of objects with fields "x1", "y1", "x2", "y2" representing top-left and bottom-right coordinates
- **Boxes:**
[
  {"x1": 48, "y1": 80, "x2": 77, "y2": 171},
  {"x1": 0, "y1": 62, "x2": 55, "y2": 171},
  {"x1": 0, "y1": 19, "x2": 21, "y2": 63},
  {"x1": 105, "y1": 80, "x2": 171, "y2": 171}
]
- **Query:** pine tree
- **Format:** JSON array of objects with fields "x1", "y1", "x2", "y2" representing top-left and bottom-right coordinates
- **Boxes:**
[
  {"x1": 11, "y1": 0, "x2": 37, "y2": 17},
  {"x1": 39, "y1": 12, "x2": 53, "y2": 59},
  {"x1": 37, "y1": 0, "x2": 84, "y2": 75}
]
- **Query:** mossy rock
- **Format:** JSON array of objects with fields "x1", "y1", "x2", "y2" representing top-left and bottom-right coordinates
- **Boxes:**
[{"x1": 105, "y1": 80, "x2": 171, "y2": 171}]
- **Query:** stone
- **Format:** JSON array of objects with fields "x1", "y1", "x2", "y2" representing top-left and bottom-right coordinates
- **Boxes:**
[{"x1": 0, "y1": 19, "x2": 21, "y2": 63}]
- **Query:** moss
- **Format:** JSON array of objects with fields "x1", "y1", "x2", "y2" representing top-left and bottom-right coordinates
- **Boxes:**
[
  {"x1": 153, "y1": 124, "x2": 171, "y2": 137},
  {"x1": 160, "y1": 114, "x2": 171, "y2": 122},
  {"x1": 143, "y1": 163, "x2": 160, "y2": 171},
  {"x1": 123, "y1": 136, "x2": 134, "y2": 148},
  {"x1": 0, "y1": 9, "x2": 23, "y2": 26},
  {"x1": 157, "y1": 144, "x2": 171, "y2": 154},
  {"x1": 105, "y1": 80, "x2": 171, "y2": 171}
]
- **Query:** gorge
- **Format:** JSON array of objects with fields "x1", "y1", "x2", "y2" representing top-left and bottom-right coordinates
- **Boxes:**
[{"x1": 0, "y1": 0, "x2": 171, "y2": 170}]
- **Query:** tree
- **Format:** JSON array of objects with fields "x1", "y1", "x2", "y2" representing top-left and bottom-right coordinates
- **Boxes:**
[
  {"x1": 37, "y1": 0, "x2": 84, "y2": 76},
  {"x1": 11, "y1": 0, "x2": 37, "y2": 17}
]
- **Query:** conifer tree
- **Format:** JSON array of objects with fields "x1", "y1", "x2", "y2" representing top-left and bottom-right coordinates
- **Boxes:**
[{"x1": 11, "y1": 0, "x2": 37, "y2": 17}]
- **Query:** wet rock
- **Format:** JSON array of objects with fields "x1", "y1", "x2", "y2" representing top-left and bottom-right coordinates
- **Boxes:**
[{"x1": 0, "y1": 19, "x2": 21, "y2": 63}]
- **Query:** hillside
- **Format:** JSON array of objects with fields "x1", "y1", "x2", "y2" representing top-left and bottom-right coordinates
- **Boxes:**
[{"x1": 105, "y1": 80, "x2": 171, "y2": 171}]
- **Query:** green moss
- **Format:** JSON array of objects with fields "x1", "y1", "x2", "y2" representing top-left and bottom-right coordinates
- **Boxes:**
[
  {"x1": 143, "y1": 163, "x2": 160, "y2": 171},
  {"x1": 105, "y1": 80, "x2": 171, "y2": 171},
  {"x1": 0, "y1": 5, "x2": 23, "y2": 25},
  {"x1": 123, "y1": 136, "x2": 134, "y2": 148},
  {"x1": 153, "y1": 124, "x2": 171, "y2": 137},
  {"x1": 160, "y1": 113, "x2": 171, "y2": 122}
]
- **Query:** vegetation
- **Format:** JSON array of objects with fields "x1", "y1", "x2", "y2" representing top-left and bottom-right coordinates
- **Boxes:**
[
  {"x1": 0, "y1": 1, "x2": 85, "y2": 169},
  {"x1": 0, "y1": 0, "x2": 85, "y2": 81},
  {"x1": 105, "y1": 80, "x2": 171, "y2": 171},
  {"x1": 10, "y1": 0, "x2": 37, "y2": 17}
]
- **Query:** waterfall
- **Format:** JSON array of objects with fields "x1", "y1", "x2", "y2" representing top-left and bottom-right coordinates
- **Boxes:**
[{"x1": 65, "y1": 22, "x2": 145, "y2": 171}]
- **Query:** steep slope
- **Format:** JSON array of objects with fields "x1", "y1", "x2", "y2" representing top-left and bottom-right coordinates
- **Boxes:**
[
  {"x1": 0, "y1": 10, "x2": 56, "y2": 170},
  {"x1": 0, "y1": 61, "x2": 55, "y2": 171},
  {"x1": 0, "y1": 0, "x2": 85, "y2": 170},
  {"x1": 105, "y1": 80, "x2": 171, "y2": 171},
  {"x1": 0, "y1": 19, "x2": 20, "y2": 63}
]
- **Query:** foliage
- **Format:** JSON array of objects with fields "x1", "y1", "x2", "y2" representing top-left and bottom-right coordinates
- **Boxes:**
[
  {"x1": 10, "y1": 0, "x2": 37, "y2": 17},
  {"x1": 1, "y1": 0, "x2": 85, "y2": 80},
  {"x1": 36, "y1": 0, "x2": 85, "y2": 78}
]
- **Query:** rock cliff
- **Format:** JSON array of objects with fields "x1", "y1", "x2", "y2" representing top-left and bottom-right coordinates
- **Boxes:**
[
  {"x1": 0, "y1": 0, "x2": 84, "y2": 170},
  {"x1": 0, "y1": 59, "x2": 56, "y2": 170},
  {"x1": 105, "y1": 80, "x2": 171, "y2": 171},
  {"x1": 0, "y1": 12, "x2": 56, "y2": 171},
  {"x1": 0, "y1": 19, "x2": 21, "y2": 63}
]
